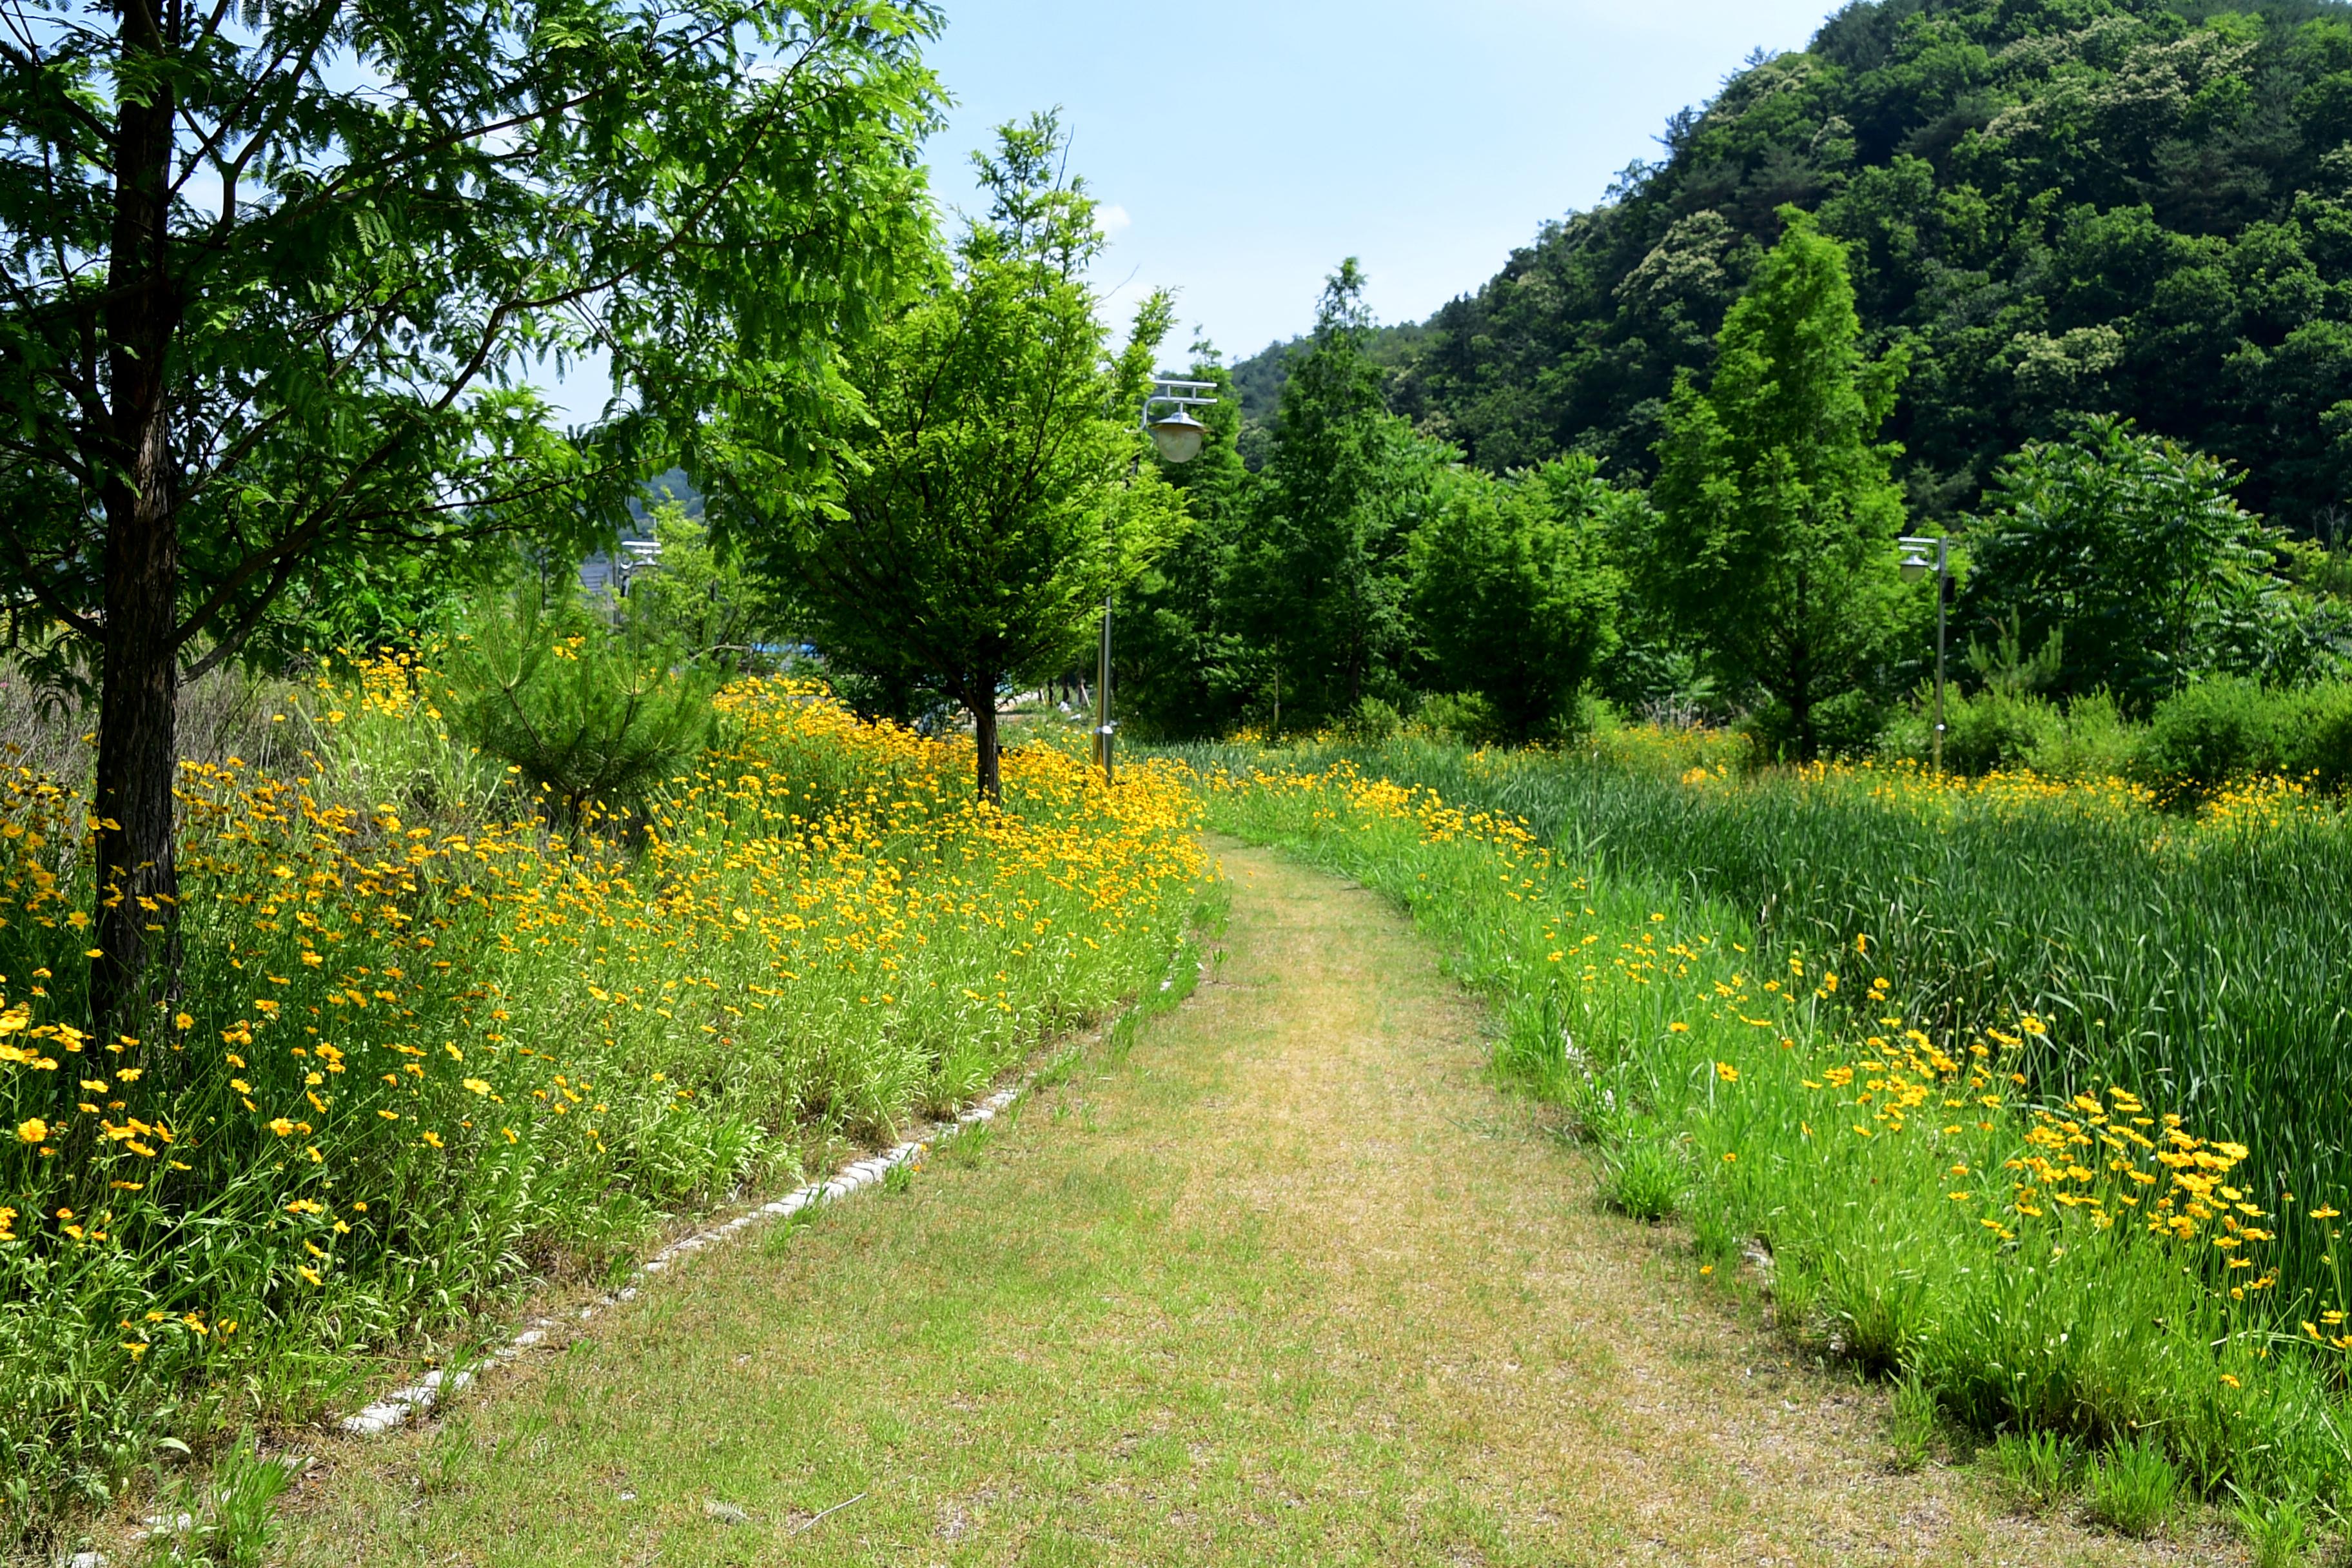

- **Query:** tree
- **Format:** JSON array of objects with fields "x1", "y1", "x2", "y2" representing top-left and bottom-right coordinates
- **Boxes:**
[
  {"x1": 1113, "y1": 348, "x2": 1256, "y2": 740},
  {"x1": 1409, "y1": 458, "x2": 1631, "y2": 741},
  {"x1": 758, "y1": 113, "x2": 1187, "y2": 799},
  {"x1": 1961, "y1": 416, "x2": 2309, "y2": 710},
  {"x1": 1640, "y1": 210, "x2": 1910, "y2": 757},
  {"x1": 444, "y1": 576, "x2": 719, "y2": 826},
  {"x1": 1375, "y1": 4, "x2": 2352, "y2": 538},
  {"x1": 0, "y1": 0, "x2": 941, "y2": 1034},
  {"x1": 1235, "y1": 260, "x2": 1449, "y2": 730}
]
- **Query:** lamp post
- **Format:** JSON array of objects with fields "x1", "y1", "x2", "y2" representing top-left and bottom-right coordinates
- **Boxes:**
[
  {"x1": 1897, "y1": 535, "x2": 1952, "y2": 774},
  {"x1": 1095, "y1": 375, "x2": 1218, "y2": 784}
]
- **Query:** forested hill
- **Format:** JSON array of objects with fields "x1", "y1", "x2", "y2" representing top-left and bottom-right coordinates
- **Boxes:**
[{"x1": 1252, "y1": 0, "x2": 2352, "y2": 531}]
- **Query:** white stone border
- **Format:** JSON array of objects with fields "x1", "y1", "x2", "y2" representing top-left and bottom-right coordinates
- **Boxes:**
[{"x1": 335, "y1": 1085, "x2": 1023, "y2": 1438}]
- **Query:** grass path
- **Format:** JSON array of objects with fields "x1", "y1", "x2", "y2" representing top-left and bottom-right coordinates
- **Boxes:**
[{"x1": 288, "y1": 841, "x2": 2222, "y2": 1566}]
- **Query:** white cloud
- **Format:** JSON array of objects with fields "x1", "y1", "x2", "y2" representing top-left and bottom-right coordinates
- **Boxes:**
[{"x1": 1095, "y1": 203, "x2": 1132, "y2": 237}]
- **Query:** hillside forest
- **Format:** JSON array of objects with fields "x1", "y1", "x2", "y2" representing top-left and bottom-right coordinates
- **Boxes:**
[{"x1": 1168, "y1": 0, "x2": 2352, "y2": 773}]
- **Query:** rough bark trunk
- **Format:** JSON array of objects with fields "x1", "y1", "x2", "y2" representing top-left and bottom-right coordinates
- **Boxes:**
[
  {"x1": 972, "y1": 690, "x2": 1001, "y2": 803},
  {"x1": 92, "y1": 0, "x2": 183, "y2": 1043},
  {"x1": 1789, "y1": 653, "x2": 1815, "y2": 763}
]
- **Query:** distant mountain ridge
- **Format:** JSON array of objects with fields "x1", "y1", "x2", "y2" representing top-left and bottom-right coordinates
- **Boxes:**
[{"x1": 1242, "y1": 0, "x2": 2352, "y2": 531}]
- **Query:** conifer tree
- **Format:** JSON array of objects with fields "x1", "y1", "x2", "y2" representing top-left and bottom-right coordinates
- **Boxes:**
[
  {"x1": 1640, "y1": 210, "x2": 1910, "y2": 756},
  {"x1": 1235, "y1": 260, "x2": 1445, "y2": 729}
]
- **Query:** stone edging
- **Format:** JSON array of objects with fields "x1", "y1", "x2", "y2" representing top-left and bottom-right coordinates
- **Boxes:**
[{"x1": 335, "y1": 1084, "x2": 1024, "y2": 1438}]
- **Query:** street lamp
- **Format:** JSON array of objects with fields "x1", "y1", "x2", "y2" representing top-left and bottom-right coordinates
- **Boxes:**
[
  {"x1": 1144, "y1": 406, "x2": 1209, "y2": 464},
  {"x1": 1095, "y1": 376, "x2": 1219, "y2": 783},
  {"x1": 1897, "y1": 534, "x2": 1953, "y2": 775}
]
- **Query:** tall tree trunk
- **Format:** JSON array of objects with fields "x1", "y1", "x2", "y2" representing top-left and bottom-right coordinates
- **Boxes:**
[
  {"x1": 93, "y1": 0, "x2": 182, "y2": 1043},
  {"x1": 1789, "y1": 652, "x2": 1815, "y2": 763},
  {"x1": 972, "y1": 685, "x2": 1001, "y2": 803}
]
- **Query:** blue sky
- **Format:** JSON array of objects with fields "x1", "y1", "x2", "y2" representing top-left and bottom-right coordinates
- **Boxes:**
[
  {"x1": 922, "y1": 0, "x2": 1852, "y2": 362},
  {"x1": 548, "y1": 1, "x2": 1847, "y2": 420}
]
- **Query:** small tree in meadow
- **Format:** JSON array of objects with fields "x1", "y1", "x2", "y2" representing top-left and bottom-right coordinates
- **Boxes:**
[
  {"x1": 1409, "y1": 458, "x2": 1631, "y2": 741},
  {"x1": 1961, "y1": 417, "x2": 2306, "y2": 710},
  {"x1": 1233, "y1": 260, "x2": 1450, "y2": 729},
  {"x1": 444, "y1": 580, "x2": 718, "y2": 825},
  {"x1": 755, "y1": 114, "x2": 1186, "y2": 799},
  {"x1": 1639, "y1": 210, "x2": 1911, "y2": 758}
]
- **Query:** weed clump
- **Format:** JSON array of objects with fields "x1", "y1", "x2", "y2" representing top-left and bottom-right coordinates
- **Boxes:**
[{"x1": 1600, "y1": 1139, "x2": 1684, "y2": 1222}]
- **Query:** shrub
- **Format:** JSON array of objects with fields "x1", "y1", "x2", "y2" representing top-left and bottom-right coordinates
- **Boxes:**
[
  {"x1": 1744, "y1": 689, "x2": 1892, "y2": 762},
  {"x1": 2133, "y1": 674, "x2": 2286, "y2": 796},
  {"x1": 2277, "y1": 681, "x2": 2352, "y2": 792},
  {"x1": 2023, "y1": 691, "x2": 2142, "y2": 781},
  {"x1": 1881, "y1": 687, "x2": 2061, "y2": 776},
  {"x1": 2088, "y1": 1438, "x2": 2178, "y2": 1538},
  {"x1": 2128, "y1": 674, "x2": 2352, "y2": 797},
  {"x1": 1808, "y1": 687, "x2": 1894, "y2": 761},
  {"x1": 1335, "y1": 696, "x2": 1404, "y2": 745},
  {"x1": 442, "y1": 580, "x2": 719, "y2": 822},
  {"x1": 1410, "y1": 691, "x2": 1500, "y2": 745}
]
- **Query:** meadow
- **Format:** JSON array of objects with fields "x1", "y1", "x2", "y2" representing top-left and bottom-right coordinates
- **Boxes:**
[
  {"x1": 0, "y1": 664, "x2": 1210, "y2": 1533},
  {"x1": 1182, "y1": 733, "x2": 2352, "y2": 1302},
  {"x1": 1181, "y1": 740, "x2": 2352, "y2": 1542}
]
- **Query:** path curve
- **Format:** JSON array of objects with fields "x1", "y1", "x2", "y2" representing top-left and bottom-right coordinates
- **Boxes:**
[{"x1": 291, "y1": 840, "x2": 2222, "y2": 1566}]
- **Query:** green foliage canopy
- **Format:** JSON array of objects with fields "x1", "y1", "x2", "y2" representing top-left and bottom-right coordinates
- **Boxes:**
[
  {"x1": 1640, "y1": 212, "x2": 1912, "y2": 757},
  {"x1": 1235, "y1": 261, "x2": 1453, "y2": 730},
  {"x1": 1114, "y1": 355, "x2": 1259, "y2": 740},
  {"x1": 1961, "y1": 415, "x2": 2316, "y2": 708},
  {"x1": 1408, "y1": 458, "x2": 1632, "y2": 741},
  {"x1": 1373, "y1": 0, "x2": 2352, "y2": 538},
  {"x1": 623, "y1": 503, "x2": 779, "y2": 675},
  {"x1": 0, "y1": 0, "x2": 941, "y2": 1024},
  {"x1": 757, "y1": 113, "x2": 1187, "y2": 797}
]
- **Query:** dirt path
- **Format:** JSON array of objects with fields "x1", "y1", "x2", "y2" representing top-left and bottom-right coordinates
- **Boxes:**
[{"x1": 290, "y1": 841, "x2": 2222, "y2": 1566}]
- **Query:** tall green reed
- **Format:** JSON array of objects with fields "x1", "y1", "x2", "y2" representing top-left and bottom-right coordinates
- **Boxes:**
[{"x1": 1171, "y1": 736, "x2": 2352, "y2": 1301}]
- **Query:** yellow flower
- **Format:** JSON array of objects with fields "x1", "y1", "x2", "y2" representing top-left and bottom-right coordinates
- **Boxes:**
[
  {"x1": 173, "y1": 1012, "x2": 193, "y2": 1030},
  {"x1": 267, "y1": 1117, "x2": 295, "y2": 1137},
  {"x1": 14, "y1": 1117, "x2": 45, "y2": 1144},
  {"x1": 461, "y1": 1078, "x2": 491, "y2": 1096}
]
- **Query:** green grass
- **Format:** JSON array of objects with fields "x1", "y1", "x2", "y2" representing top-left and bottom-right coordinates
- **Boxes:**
[
  {"x1": 1171, "y1": 735, "x2": 2352, "y2": 1304},
  {"x1": 1184, "y1": 747, "x2": 2352, "y2": 1552},
  {"x1": 1994, "y1": 1429, "x2": 2084, "y2": 1515},
  {"x1": 281, "y1": 842, "x2": 2167, "y2": 1567},
  {"x1": 1599, "y1": 1137, "x2": 1685, "y2": 1222},
  {"x1": 2086, "y1": 1438, "x2": 2179, "y2": 1539},
  {"x1": 0, "y1": 677, "x2": 1208, "y2": 1544}
]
